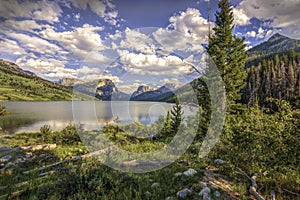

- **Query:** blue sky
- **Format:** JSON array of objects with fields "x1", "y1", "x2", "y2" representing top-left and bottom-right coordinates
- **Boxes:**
[{"x1": 0, "y1": 0, "x2": 299, "y2": 93}]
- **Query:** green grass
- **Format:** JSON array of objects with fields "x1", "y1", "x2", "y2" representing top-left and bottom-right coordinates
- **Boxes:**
[{"x1": 0, "y1": 60, "x2": 94, "y2": 101}]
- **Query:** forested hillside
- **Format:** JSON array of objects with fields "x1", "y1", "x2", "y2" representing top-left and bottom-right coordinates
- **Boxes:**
[
  {"x1": 0, "y1": 59, "x2": 75, "y2": 101},
  {"x1": 243, "y1": 51, "x2": 300, "y2": 108}
]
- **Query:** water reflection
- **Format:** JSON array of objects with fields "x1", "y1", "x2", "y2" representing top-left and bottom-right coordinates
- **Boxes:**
[{"x1": 0, "y1": 101, "x2": 174, "y2": 134}]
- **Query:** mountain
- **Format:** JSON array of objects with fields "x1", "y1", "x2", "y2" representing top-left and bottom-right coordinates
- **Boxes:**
[
  {"x1": 95, "y1": 79, "x2": 129, "y2": 101},
  {"x1": 248, "y1": 33, "x2": 300, "y2": 56},
  {"x1": 130, "y1": 85, "x2": 175, "y2": 102},
  {"x1": 131, "y1": 85, "x2": 152, "y2": 99},
  {"x1": 0, "y1": 59, "x2": 88, "y2": 101},
  {"x1": 59, "y1": 78, "x2": 84, "y2": 86}
]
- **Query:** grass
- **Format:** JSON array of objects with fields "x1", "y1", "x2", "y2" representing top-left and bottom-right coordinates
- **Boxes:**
[{"x1": 0, "y1": 60, "x2": 94, "y2": 101}]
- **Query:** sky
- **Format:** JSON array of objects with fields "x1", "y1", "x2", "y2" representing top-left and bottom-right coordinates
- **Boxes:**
[{"x1": 0, "y1": 0, "x2": 299, "y2": 93}]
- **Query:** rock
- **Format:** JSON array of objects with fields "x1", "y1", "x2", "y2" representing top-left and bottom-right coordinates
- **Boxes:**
[
  {"x1": 144, "y1": 191, "x2": 151, "y2": 197},
  {"x1": 0, "y1": 147, "x2": 13, "y2": 152},
  {"x1": 96, "y1": 79, "x2": 129, "y2": 101},
  {"x1": 131, "y1": 85, "x2": 152, "y2": 98},
  {"x1": 199, "y1": 181, "x2": 207, "y2": 188},
  {"x1": 149, "y1": 134, "x2": 157, "y2": 140},
  {"x1": 183, "y1": 168, "x2": 197, "y2": 176},
  {"x1": 203, "y1": 193, "x2": 211, "y2": 200},
  {"x1": 214, "y1": 191, "x2": 221, "y2": 197},
  {"x1": 5, "y1": 162, "x2": 13, "y2": 168},
  {"x1": 25, "y1": 153, "x2": 33, "y2": 159},
  {"x1": 174, "y1": 172, "x2": 182, "y2": 177},
  {"x1": 0, "y1": 155, "x2": 12, "y2": 162},
  {"x1": 199, "y1": 187, "x2": 211, "y2": 196},
  {"x1": 176, "y1": 188, "x2": 192, "y2": 199},
  {"x1": 214, "y1": 159, "x2": 225, "y2": 164},
  {"x1": 130, "y1": 85, "x2": 174, "y2": 101},
  {"x1": 165, "y1": 197, "x2": 175, "y2": 200},
  {"x1": 151, "y1": 182, "x2": 159, "y2": 188}
]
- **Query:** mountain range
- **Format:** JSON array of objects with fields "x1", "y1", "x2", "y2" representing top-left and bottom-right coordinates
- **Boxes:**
[{"x1": 1, "y1": 33, "x2": 299, "y2": 102}]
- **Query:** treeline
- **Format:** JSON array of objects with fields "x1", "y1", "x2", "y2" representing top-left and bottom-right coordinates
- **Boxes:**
[{"x1": 243, "y1": 50, "x2": 300, "y2": 108}]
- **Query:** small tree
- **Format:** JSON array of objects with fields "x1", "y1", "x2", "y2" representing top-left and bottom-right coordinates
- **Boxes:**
[
  {"x1": 0, "y1": 105, "x2": 8, "y2": 117},
  {"x1": 162, "y1": 111, "x2": 172, "y2": 136},
  {"x1": 170, "y1": 100, "x2": 183, "y2": 134}
]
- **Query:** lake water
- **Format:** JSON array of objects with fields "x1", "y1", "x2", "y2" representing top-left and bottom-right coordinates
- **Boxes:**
[{"x1": 0, "y1": 101, "x2": 175, "y2": 134}]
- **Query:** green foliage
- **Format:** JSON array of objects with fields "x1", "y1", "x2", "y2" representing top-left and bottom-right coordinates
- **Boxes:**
[
  {"x1": 211, "y1": 100, "x2": 300, "y2": 198},
  {"x1": 243, "y1": 50, "x2": 300, "y2": 108},
  {"x1": 39, "y1": 124, "x2": 82, "y2": 145},
  {"x1": 170, "y1": 100, "x2": 183, "y2": 134},
  {"x1": 0, "y1": 59, "x2": 91, "y2": 101},
  {"x1": 206, "y1": 0, "x2": 247, "y2": 105},
  {"x1": 0, "y1": 105, "x2": 9, "y2": 117},
  {"x1": 161, "y1": 111, "x2": 171, "y2": 136}
]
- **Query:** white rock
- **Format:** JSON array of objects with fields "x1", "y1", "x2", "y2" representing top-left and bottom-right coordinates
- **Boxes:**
[
  {"x1": 214, "y1": 191, "x2": 221, "y2": 197},
  {"x1": 214, "y1": 159, "x2": 225, "y2": 164},
  {"x1": 183, "y1": 168, "x2": 197, "y2": 176},
  {"x1": 174, "y1": 172, "x2": 182, "y2": 177},
  {"x1": 203, "y1": 193, "x2": 211, "y2": 200},
  {"x1": 176, "y1": 188, "x2": 192, "y2": 199},
  {"x1": 199, "y1": 181, "x2": 207, "y2": 188},
  {"x1": 151, "y1": 182, "x2": 159, "y2": 188},
  {"x1": 199, "y1": 187, "x2": 211, "y2": 196},
  {"x1": 165, "y1": 197, "x2": 175, "y2": 200},
  {"x1": 0, "y1": 155, "x2": 12, "y2": 162}
]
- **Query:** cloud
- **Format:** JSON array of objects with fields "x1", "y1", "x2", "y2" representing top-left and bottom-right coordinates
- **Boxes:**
[
  {"x1": 246, "y1": 31, "x2": 256, "y2": 38},
  {"x1": 0, "y1": 0, "x2": 62, "y2": 23},
  {"x1": 117, "y1": 83, "x2": 141, "y2": 94},
  {"x1": 118, "y1": 50, "x2": 193, "y2": 76},
  {"x1": 0, "y1": 38, "x2": 27, "y2": 56},
  {"x1": 257, "y1": 27, "x2": 265, "y2": 39},
  {"x1": 0, "y1": 19, "x2": 46, "y2": 33},
  {"x1": 232, "y1": 8, "x2": 251, "y2": 25},
  {"x1": 236, "y1": 0, "x2": 300, "y2": 38},
  {"x1": 15, "y1": 56, "x2": 115, "y2": 80},
  {"x1": 246, "y1": 27, "x2": 273, "y2": 39},
  {"x1": 6, "y1": 32, "x2": 65, "y2": 56},
  {"x1": 40, "y1": 24, "x2": 111, "y2": 65},
  {"x1": 16, "y1": 57, "x2": 71, "y2": 78},
  {"x1": 74, "y1": 13, "x2": 81, "y2": 22},
  {"x1": 120, "y1": 28, "x2": 156, "y2": 54},
  {"x1": 153, "y1": 8, "x2": 208, "y2": 52},
  {"x1": 69, "y1": 0, "x2": 118, "y2": 25}
]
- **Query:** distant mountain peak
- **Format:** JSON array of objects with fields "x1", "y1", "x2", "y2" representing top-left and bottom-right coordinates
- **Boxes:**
[
  {"x1": 267, "y1": 33, "x2": 289, "y2": 42},
  {"x1": 248, "y1": 33, "x2": 299, "y2": 55}
]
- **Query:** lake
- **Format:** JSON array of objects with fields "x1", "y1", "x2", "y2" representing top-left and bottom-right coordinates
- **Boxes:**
[{"x1": 0, "y1": 101, "x2": 175, "y2": 134}]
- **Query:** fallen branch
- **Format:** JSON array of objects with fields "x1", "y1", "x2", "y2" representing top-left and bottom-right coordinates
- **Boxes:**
[
  {"x1": 20, "y1": 144, "x2": 56, "y2": 151},
  {"x1": 0, "y1": 144, "x2": 57, "y2": 153},
  {"x1": 282, "y1": 187, "x2": 300, "y2": 197},
  {"x1": 23, "y1": 147, "x2": 110, "y2": 174},
  {"x1": 117, "y1": 160, "x2": 171, "y2": 167},
  {"x1": 249, "y1": 174, "x2": 265, "y2": 200}
]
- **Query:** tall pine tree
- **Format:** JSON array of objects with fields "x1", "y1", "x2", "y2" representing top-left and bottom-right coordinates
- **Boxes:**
[{"x1": 206, "y1": 0, "x2": 247, "y2": 105}]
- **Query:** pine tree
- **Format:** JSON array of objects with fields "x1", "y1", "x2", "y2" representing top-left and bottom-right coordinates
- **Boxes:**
[
  {"x1": 206, "y1": 0, "x2": 247, "y2": 105},
  {"x1": 162, "y1": 111, "x2": 172, "y2": 135},
  {"x1": 0, "y1": 105, "x2": 8, "y2": 117},
  {"x1": 170, "y1": 100, "x2": 183, "y2": 134}
]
